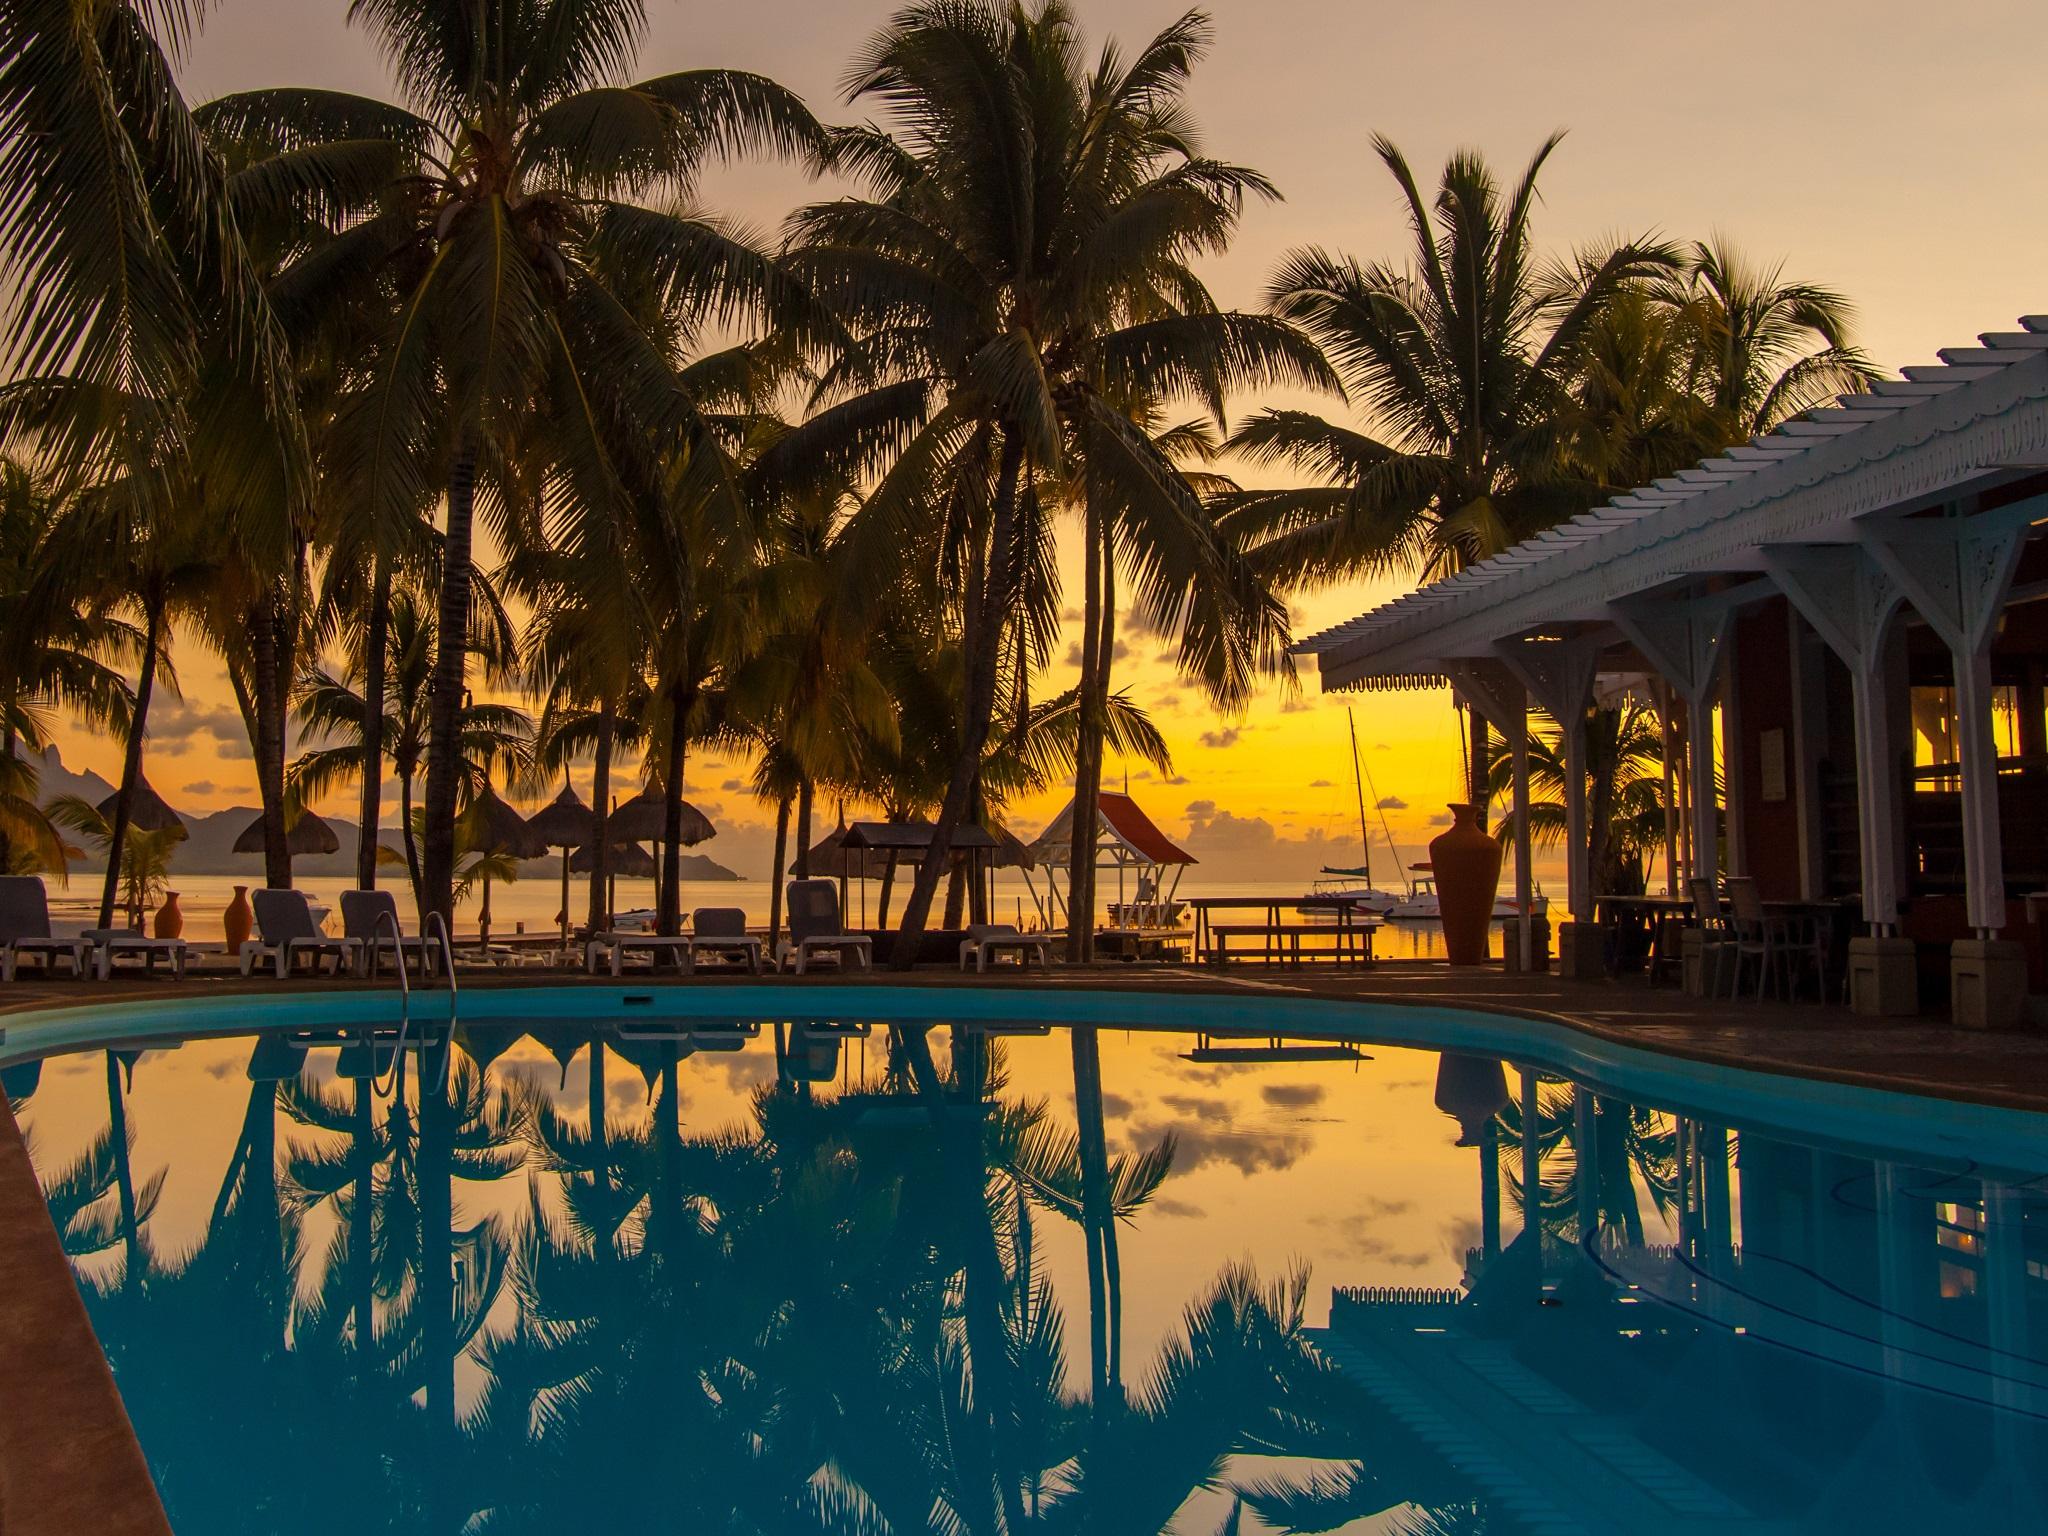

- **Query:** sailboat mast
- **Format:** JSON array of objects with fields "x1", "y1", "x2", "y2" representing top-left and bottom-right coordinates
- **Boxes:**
[{"x1": 1347, "y1": 708, "x2": 1371, "y2": 886}]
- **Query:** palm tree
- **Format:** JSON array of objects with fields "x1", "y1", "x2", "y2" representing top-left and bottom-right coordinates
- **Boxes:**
[
  {"x1": 785, "y1": 2, "x2": 1322, "y2": 962},
  {"x1": 1484, "y1": 697, "x2": 1671, "y2": 898},
  {"x1": 289, "y1": 584, "x2": 528, "y2": 907},
  {"x1": 1659, "y1": 238, "x2": 1884, "y2": 441},
  {"x1": 205, "y1": 2, "x2": 827, "y2": 930},
  {"x1": 1225, "y1": 134, "x2": 1673, "y2": 796}
]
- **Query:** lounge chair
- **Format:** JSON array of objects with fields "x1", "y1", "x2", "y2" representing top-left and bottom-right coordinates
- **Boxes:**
[
  {"x1": 684, "y1": 907, "x2": 765, "y2": 974},
  {"x1": 339, "y1": 889, "x2": 435, "y2": 979},
  {"x1": 240, "y1": 889, "x2": 361, "y2": 979},
  {"x1": 0, "y1": 876, "x2": 89, "y2": 981},
  {"x1": 776, "y1": 880, "x2": 873, "y2": 974},
  {"x1": 584, "y1": 927, "x2": 694, "y2": 976},
  {"x1": 959, "y1": 922, "x2": 1053, "y2": 973},
  {"x1": 81, "y1": 925, "x2": 191, "y2": 981}
]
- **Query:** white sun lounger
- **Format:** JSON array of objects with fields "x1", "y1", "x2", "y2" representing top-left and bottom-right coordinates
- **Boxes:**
[
  {"x1": 586, "y1": 931, "x2": 694, "y2": 976},
  {"x1": 240, "y1": 889, "x2": 361, "y2": 979},
  {"x1": 958, "y1": 922, "x2": 1054, "y2": 973},
  {"x1": 683, "y1": 908, "x2": 765, "y2": 974},
  {"x1": 0, "y1": 876, "x2": 89, "y2": 981},
  {"x1": 775, "y1": 880, "x2": 873, "y2": 975},
  {"x1": 82, "y1": 927, "x2": 191, "y2": 981}
]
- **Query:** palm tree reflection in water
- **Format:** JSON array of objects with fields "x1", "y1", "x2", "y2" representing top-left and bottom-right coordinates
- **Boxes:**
[{"x1": 30, "y1": 1028, "x2": 1490, "y2": 1534}]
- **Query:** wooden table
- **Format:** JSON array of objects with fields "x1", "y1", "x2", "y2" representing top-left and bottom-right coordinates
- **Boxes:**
[
  {"x1": 1595, "y1": 894, "x2": 1693, "y2": 977},
  {"x1": 1185, "y1": 895, "x2": 1380, "y2": 968}
]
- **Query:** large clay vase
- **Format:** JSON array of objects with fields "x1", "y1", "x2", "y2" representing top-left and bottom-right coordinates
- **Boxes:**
[
  {"x1": 223, "y1": 885, "x2": 254, "y2": 953},
  {"x1": 1430, "y1": 802, "x2": 1503, "y2": 966},
  {"x1": 153, "y1": 890, "x2": 184, "y2": 940},
  {"x1": 1432, "y1": 1052, "x2": 1510, "y2": 1146}
]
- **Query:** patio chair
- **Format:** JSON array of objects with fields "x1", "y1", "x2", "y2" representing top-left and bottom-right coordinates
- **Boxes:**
[
  {"x1": 685, "y1": 907, "x2": 765, "y2": 974},
  {"x1": 584, "y1": 928, "x2": 694, "y2": 976},
  {"x1": 1687, "y1": 879, "x2": 1734, "y2": 997},
  {"x1": 959, "y1": 922, "x2": 1053, "y2": 973},
  {"x1": 339, "y1": 889, "x2": 435, "y2": 979},
  {"x1": 0, "y1": 876, "x2": 89, "y2": 981},
  {"x1": 1723, "y1": 877, "x2": 1775, "y2": 1000},
  {"x1": 241, "y1": 888, "x2": 361, "y2": 979},
  {"x1": 776, "y1": 879, "x2": 873, "y2": 974}
]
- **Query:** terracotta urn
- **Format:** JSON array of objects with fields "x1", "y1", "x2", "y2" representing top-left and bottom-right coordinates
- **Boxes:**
[
  {"x1": 1429, "y1": 802, "x2": 1503, "y2": 966},
  {"x1": 1432, "y1": 1052, "x2": 1510, "y2": 1146},
  {"x1": 223, "y1": 885, "x2": 254, "y2": 953},
  {"x1": 153, "y1": 890, "x2": 184, "y2": 940}
]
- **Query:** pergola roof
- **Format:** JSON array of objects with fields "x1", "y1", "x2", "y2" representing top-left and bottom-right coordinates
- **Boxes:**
[
  {"x1": 1295, "y1": 315, "x2": 2048, "y2": 688},
  {"x1": 1030, "y1": 792, "x2": 1195, "y2": 867}
]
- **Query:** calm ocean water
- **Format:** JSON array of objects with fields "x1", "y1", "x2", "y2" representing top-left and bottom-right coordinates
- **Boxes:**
[{"x1": 44, "y1": 871, "x2": 1478, "y2": 960}]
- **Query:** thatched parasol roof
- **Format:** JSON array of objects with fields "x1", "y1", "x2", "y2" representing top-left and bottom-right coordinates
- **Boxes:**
[
  {"x1": 570, "y1": 840, "x2": 657, "y2": 877},
  {"x1": 606, "y1": 787, "x2": 714, "y2": 845},
  {"x1": 98, "y1": 776, "x2": 187, "y2": 838},
  {"x1": 234, "y1": 807, "x2": 340, "y2": 856},
  {"x1": 461, "y1": 784, "x2": 547, "y2": 859},
  {"x1": 796, "y1": 819, "x2": 1009, "y2": 876},
  {"x1": 525, "y1": 783, "x2": 595, "y2": 848}
]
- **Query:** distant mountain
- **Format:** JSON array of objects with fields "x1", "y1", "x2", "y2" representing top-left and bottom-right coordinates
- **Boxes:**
[
  {"x1": 20, "y1": 745, "x2": 741, "y2": 881},
  {"x1": 10, "y1": 743, "x2": 115, "y2": 805}
]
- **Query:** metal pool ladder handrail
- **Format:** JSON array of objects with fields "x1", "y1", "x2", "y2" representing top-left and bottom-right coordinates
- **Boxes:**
[{"x1": 371, "y1": 906, "x2": 411, "y2": 1098}]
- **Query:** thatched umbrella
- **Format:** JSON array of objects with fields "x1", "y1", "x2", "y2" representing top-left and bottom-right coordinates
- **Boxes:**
[
  {"x1": 608, "y1": 787, "x2": 715, "y2": 846},
  {"x1": 235, "y1": 807, "x2": 340, "y2": 857},
  {"x1": 571, "y1": 840, "x2": 657, "y2": 877},
  {"x1": 459, "y1": 785, "x2": 544, "y2": 945},
  {"x1": 98, "y1": 775, "x2": 187, "y2": 839},
  {"x1": 526, "y1": 783, "x2": 595, "y2": 943}
]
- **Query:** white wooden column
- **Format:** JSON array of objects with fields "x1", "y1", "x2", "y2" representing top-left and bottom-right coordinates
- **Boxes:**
[
  {"x1": 1763, "y1": 547, "x2": 1907, "y2": 933},
  {"x1": 1611, "y1": 600, "x2": 1735, "y2": 891},
  {"x1": 1444, "y1": 659, "x2": 1533, "y2": 967},
  {"x1": 1865, "y1": 516, "x2": 2027, "y2": 936},
  {"x1": 1498, "y1": 638, "x2": 1601, "y2": 924}
]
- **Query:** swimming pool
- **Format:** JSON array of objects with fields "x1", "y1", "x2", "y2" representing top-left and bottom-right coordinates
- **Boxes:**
[{"x1": 6, "y1": 986, "x2": 2046, "y2": 1533}]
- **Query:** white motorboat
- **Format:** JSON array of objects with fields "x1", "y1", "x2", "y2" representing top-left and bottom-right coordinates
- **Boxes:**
[
  {"x1": 1384, "y1": 876, "x2": 1548, "y2": 922},
  {"x1": 1305, "y1": 867, "x2": 1405, "y2": 915}
]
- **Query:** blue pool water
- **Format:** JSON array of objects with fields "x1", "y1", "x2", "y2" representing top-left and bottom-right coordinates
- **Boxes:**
[{"x1": 6, "y1": 986, "x2": 2046, "y2": 1533}]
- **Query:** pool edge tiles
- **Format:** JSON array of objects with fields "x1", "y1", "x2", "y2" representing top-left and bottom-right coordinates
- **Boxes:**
[
  {"x1": 5, "y1": 983, "x2": 2048, "y2": 1169},
  {"x1": 0, "y1": 1092, "x2": 171, "y2": 1536}
]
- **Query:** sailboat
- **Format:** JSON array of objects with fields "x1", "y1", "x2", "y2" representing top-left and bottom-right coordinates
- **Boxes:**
[{"x1": 1308, "y1": 710, "x2": 1407, "y2": 915}]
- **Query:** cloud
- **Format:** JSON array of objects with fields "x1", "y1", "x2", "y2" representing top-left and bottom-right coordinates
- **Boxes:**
[
  {"x1": 1137, "y1": 1117, "x2": 1311, "y2": 1176},
  {"x1": 720, "y1": 779, "x2": 744, "y2": 793},
  {"x1": 1161, "y1": 773, "x2": 1190, "y2": 786},
  {"x1": 1062, "y1": 638, "x2": 1132, "y2": 668},
  {"x1": 1280, "y1": 695, "x2": 1313, "y2": 713},
  {"x1": 1152, "y1": 1197, "x2": 1205, "y2": 1219},
  {"x1": 1427, "y1": 811, "x2": 1453, "y2": 826},
  {"x1": 1260, "y1": 1083, "x2": 1326, "y2": 1111},
  {"x1": 1308, "y1": 778, "x2": 1333, "y2": 788},
  {"x1": 181, "y1": 780, "x2": 218, "y2": 796},
  {"x1": 1376, "y1": 795, "x2": 1407, "y2": 810},
  {"x1": 1178, "y1": 799, "x2": 1338, "y2": 880},
  {"x1": 1199, "y1": 727, "x2": 1241, "y2": 749},
  {"x1": 148, "y1": 700, "x2": 250, "y2": 758}
]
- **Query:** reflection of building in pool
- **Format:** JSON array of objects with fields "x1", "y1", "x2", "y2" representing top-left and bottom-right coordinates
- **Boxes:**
[
  {"x1": 1315, "y1": 1060, "x2": 2048, "y2": 1531},
  {"x1": 1299, "y1": 314, "x2": 2048, "y2": 1021}
]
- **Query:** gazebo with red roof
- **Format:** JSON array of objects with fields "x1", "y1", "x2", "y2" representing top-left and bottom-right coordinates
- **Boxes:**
[{"x1": 1026, "y1": 791, "x2": 1196, "y2": 932}]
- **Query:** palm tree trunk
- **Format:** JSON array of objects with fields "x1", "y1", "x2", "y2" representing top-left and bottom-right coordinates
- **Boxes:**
[
  {"x1": 247, "y1": 590, "x2": 292, "y2": 890},
  {"x1": 96, "y1": 582, "x2": 164, "y2": 929},
  {"x1": 585, "y1": 696, "x2": 615, "y2": 933},
  {"x1": 1070, "y1": 1026, "x2": 1111, "y2": 1407},
  {"x1": 356, "y1": 552, "x2": 392, "y2": 890},
  {"x1": 943, "y1": 860, "x2": 966, "y2": 929},
  {"x1": 1469, "y1": 707, "x2": 1490, "y2": 811},
  {"x1": 399, "y1": 767, "x2": 423, "y2": 912},
  {"x1": 351, "y1": 1078, "x2": 375, "y2": 1376},
  {"x1": 657, "y1": 683, "x2": 689, "y2": 936},
  {"x1": 1067, "y1": 498, "x2": 1109, "y2": 962},
  {"x1": 422, "y1": 440, "x2": 478, "y2": 925},
  {"x1": 418, "y1": 1066, "x2": 457, "y2": 1514},
  {"x1": 877, "y1": 850, "x2": 899, "y2": 926},
  {"x1": 105, "y1": 1053, "x2": 143, "y2": 1287},
  {"x1": 768, "y1": 792, "x2": 791, "y2": 947},
  {"x1": 794, "y1": 776, "x2": 814, "y2": 879},
  {"x1": 892, "y1": 435, "x2": 1024, "y2": 965}
]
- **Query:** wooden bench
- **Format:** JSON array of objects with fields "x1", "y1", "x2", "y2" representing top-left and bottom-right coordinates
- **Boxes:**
[{"x1": 1206, "y1": 921, "x2": 1376, "y2": 967}]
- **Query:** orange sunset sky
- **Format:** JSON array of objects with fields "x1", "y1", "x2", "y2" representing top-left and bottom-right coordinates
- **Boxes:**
[{"x1": 39, "y1": 0, "x2": 2048, "y2": 881}]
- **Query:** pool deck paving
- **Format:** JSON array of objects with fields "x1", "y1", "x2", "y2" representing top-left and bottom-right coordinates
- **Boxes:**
[{"x1": 4, "y1": 953, "x2": 2048, "y2": 1533}]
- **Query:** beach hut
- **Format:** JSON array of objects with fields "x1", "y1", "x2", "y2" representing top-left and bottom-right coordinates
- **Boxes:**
[{"x1": 1027, "y1": 791, "x2": 1195, "y2": 932}]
